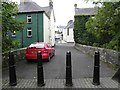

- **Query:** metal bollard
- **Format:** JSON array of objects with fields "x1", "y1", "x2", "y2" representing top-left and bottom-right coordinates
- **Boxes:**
[
  {"x1": 66, "y1": 51, "x2": 73, "y2": 86},
  {"x1": 37, "y1": 51, "x2": 45, "y2": 87},
  {"x1": 92, "y1": 51, "x2": 100, "y2": 85},
  {"x1": 8, "y1": 51, "x2": 17, "y2": 86}
]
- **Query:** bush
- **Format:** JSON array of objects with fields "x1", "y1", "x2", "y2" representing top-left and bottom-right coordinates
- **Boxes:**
[
  {"x1": 74, "y1": 15, "x2": 90, "y2": 45},
  {"x1": 93, "y1": 43, "x2": 100, "y2": 47},
  {"x1": 107, "y1": 40, "x2": 118, "y2": 50}
]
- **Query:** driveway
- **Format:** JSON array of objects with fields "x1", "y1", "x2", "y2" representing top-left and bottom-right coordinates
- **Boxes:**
[{"x1": 2, "y1": 43, "x2": 116, "y2": 79}]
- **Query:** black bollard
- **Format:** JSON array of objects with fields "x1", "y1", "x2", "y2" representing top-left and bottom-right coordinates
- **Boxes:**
[
  {"x1": 37, "y1": 51, "x2": 45, "y2": 87},
  {"x1": 8, "y1": 51, "x2": 17, "y2": 86},
  {"x1": 66, "y1": 51, "x2": 73, "y2": 86},
  {"x1": 92, "y1": 51, "x2": 100, "y2": 85}
]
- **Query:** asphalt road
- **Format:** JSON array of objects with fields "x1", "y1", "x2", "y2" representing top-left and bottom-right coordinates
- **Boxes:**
[{"x1": 2, "y1": 43, "x2": 116, "y2": 79}]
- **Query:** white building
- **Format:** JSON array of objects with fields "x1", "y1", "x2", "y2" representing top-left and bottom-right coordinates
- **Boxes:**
[
  {"x1": 55, "y1": 25, "x2": 65, "y2": 42},
  {"x1": 42, "y1": 0, "x2": 56, "y2": 46},
  {"x1": 63, "y1": 20, "x2": 74, "y2": 43}
]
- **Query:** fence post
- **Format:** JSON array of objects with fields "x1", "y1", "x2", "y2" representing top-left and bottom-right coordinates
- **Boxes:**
[
  {"x1": 66, "y1": 51, "x2": 73, "y2": 86},
  {"x1": 92, "y1": 51, "x2": 100, "y2": 85},
  {"x1": 8, "y1": 51, "x2": 17, "y2": 86},
  {"x1": 37, "y1": 51, "x2": 45, "y2": 87}
]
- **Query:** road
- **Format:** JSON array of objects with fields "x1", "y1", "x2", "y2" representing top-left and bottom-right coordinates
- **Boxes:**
[{"x1": 2, "y1": 43, "x2": 116, "y2": 79}]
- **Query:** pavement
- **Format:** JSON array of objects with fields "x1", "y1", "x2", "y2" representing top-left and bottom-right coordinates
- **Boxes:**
[
  {"x1": 2, "y1": 77, "x2": 119, "y2": 89},
  {"x1": 57, "y1": 40, "x2": 67, "y2": 44}
]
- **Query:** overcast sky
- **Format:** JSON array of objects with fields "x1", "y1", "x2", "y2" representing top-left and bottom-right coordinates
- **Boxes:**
[{"x1": 12, "y1": 0, "x2": 95, "y2": 26}]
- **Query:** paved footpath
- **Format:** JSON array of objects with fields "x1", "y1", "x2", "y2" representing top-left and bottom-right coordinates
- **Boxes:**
[{"x1": 2, "y1": 77, "x2": 119, "y2": 89}]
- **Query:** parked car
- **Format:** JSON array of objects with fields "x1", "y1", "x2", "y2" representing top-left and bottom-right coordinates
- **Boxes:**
[{"x1": 25, "y1": 42, "x2": 55, "y2": 62}]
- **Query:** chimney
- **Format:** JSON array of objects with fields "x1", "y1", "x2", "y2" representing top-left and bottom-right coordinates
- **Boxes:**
[
  {"x1": 74, "y1": 4, "x2": 77, "y2": 9},
  {"x1": 49, "y1": 0, "x2": 53, "y2": 8}
]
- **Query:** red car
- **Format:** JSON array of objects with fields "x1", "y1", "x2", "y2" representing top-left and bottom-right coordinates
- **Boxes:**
[{"x1": 25, "y1": 42, "x2": 55, "y2": 62}]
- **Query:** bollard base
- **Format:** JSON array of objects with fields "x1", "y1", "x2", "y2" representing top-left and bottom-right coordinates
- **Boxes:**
[
  {"x1": 65, "y1": 83, "x2": 73, "y2": 87},
  {"x1": 9, "y1": 82, "x2": 17, "y2": 86},
  {"x1": 38, "y1": 83, "x2": 45, "y2": 87},
  {"x1": 92, "y1": 82, "x2": 100, "y2": 86}
]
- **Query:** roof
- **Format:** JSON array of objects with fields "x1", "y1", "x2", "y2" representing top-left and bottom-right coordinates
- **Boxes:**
[
  {"x1": 18, "y1": 1, "x2": 54, "y2": 19},
  {"x1": 42, "y1": 6, "x2": 56, "y2": 21},
  {"x1": 18, "y1": 2, "x2": 44, "y2": 13},
  {"x1": 65, "y1": 20, "x2": 74, "y2": 29},
  {"x1": 57, "y1": 26, "x2": 66, "y2": 29},
  {"x1": 75, "y1": 8, "x2": 97, "y2": 15},
  {"x1": 42, "y1": 6, "x2": 52, "y2": 17}
]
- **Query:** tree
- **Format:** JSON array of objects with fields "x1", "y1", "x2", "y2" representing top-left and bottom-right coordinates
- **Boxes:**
[
  {"x1": 2, "y1": 1, "x2": 25, "y2": 52},
  {"x1": 86, "y1": 2, "x2": 120, "y2": 50},
  {"x1": 74, "y1": 15, "x2": 91, "y2": 45}
]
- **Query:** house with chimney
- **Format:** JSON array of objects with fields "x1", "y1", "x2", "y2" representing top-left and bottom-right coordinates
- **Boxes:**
[
  {"x1": 74, "y1": 4, "x2": 97, "y2": 16},
  {"x1": 73, "y1": 4, "x2": 97, "y2": 43},
  {"x1": 62, "y1": 4, "x2": 97, "y2": 43},
  {"x1": 12, "y1": 0, "x2": 56, "y2": 47}
]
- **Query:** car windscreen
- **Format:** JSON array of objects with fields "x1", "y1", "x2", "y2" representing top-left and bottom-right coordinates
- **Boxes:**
[{"x1": 29, "y1": 43, "x2": 45, "y2": 48}]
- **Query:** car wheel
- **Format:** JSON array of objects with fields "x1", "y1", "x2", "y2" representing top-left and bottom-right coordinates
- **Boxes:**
[{"x1": 53, "y1": 51, "x2": 55, "y2": 56}]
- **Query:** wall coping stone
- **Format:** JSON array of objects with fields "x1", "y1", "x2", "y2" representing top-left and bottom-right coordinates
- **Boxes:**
[{"x1": 75, "y1": 43, "x2": 119, "y2": 66}]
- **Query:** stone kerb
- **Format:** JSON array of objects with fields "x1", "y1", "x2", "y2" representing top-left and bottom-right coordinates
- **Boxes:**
[
  {"x1": 75, "y1": 43, "x2": 118, "y2": 66},
  {"x1": 2, "y1": 48, "x2": 26, "y2": 68}
]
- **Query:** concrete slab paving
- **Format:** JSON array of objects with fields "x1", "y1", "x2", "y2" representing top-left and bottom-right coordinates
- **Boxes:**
[{"x1": 2, "y1": 77, "x2": 119, "y2": 89}]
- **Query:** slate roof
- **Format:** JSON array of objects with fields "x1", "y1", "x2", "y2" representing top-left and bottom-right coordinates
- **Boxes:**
[
  {"x1": 18, "y1": 1, "x2": 55, "y2": 19},
  {"x1": 18, "y1": 2, "x2": 44, "y2": 13},
  {"x1": 42, "y1": 6, "x2": 52, "y2": 17},
  {"x1": 65, "y1": 20, "x2": 74, "y2": 29},
  {"x1": 42, "y1": 6, "x2": 56, "y2": 21},
  {"x1": 57, "y1": 26, "x2": 66, "y2": 29},
  {"x1": 75, "y1": 8, "x2": 97, "y2": 15}
]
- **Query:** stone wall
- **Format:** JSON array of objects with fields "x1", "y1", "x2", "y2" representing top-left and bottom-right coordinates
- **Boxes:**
[
  {"x1": 2, "y1": 48, "x2": 26, "y2": 68},
  {"x1": 75, "y1": 43, "x2": 119, "y2": 65}
]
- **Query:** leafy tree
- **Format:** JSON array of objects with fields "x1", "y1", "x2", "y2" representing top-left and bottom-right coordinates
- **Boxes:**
[
  {"x1": 86, "y1": 2, "x2": 120, "y2": 50},
  {"x1": 2, "y1": 1, "x2": 25, "y2": 52},
  {"x1": 74, "y1": 15, "x2": 90, "y2": 45}
]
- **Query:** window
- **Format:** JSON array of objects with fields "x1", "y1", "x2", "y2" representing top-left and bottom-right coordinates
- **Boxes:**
[
  {"x1": 27, "y1": 28, "x2": 32, "y2": 37},
  {"x1": 12, "y1": 16, "x2": 16, "y2": 19},
  {"x1": 67, "y1": 28, "x2": 69, "y2": 36},
  {"x1": 48, "y1": 44, "x2": 52, "y2": 48},
  {"x1": 27, "y1": 15, "x2": 32, "y2": 23},
  {"x1": 11, "y1": 31, "x2": 16, "y2": 37},
  {"x1": 29, "y1": 43, "x2": 45, "y2": 48},
  {"x1": 91, "y1": 16, "x2": 95, "y2": 19}
]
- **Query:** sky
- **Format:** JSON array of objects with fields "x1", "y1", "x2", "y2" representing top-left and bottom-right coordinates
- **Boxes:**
[{"x1": 12, "y1": 0, "x2": 95, "y2": 26}]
